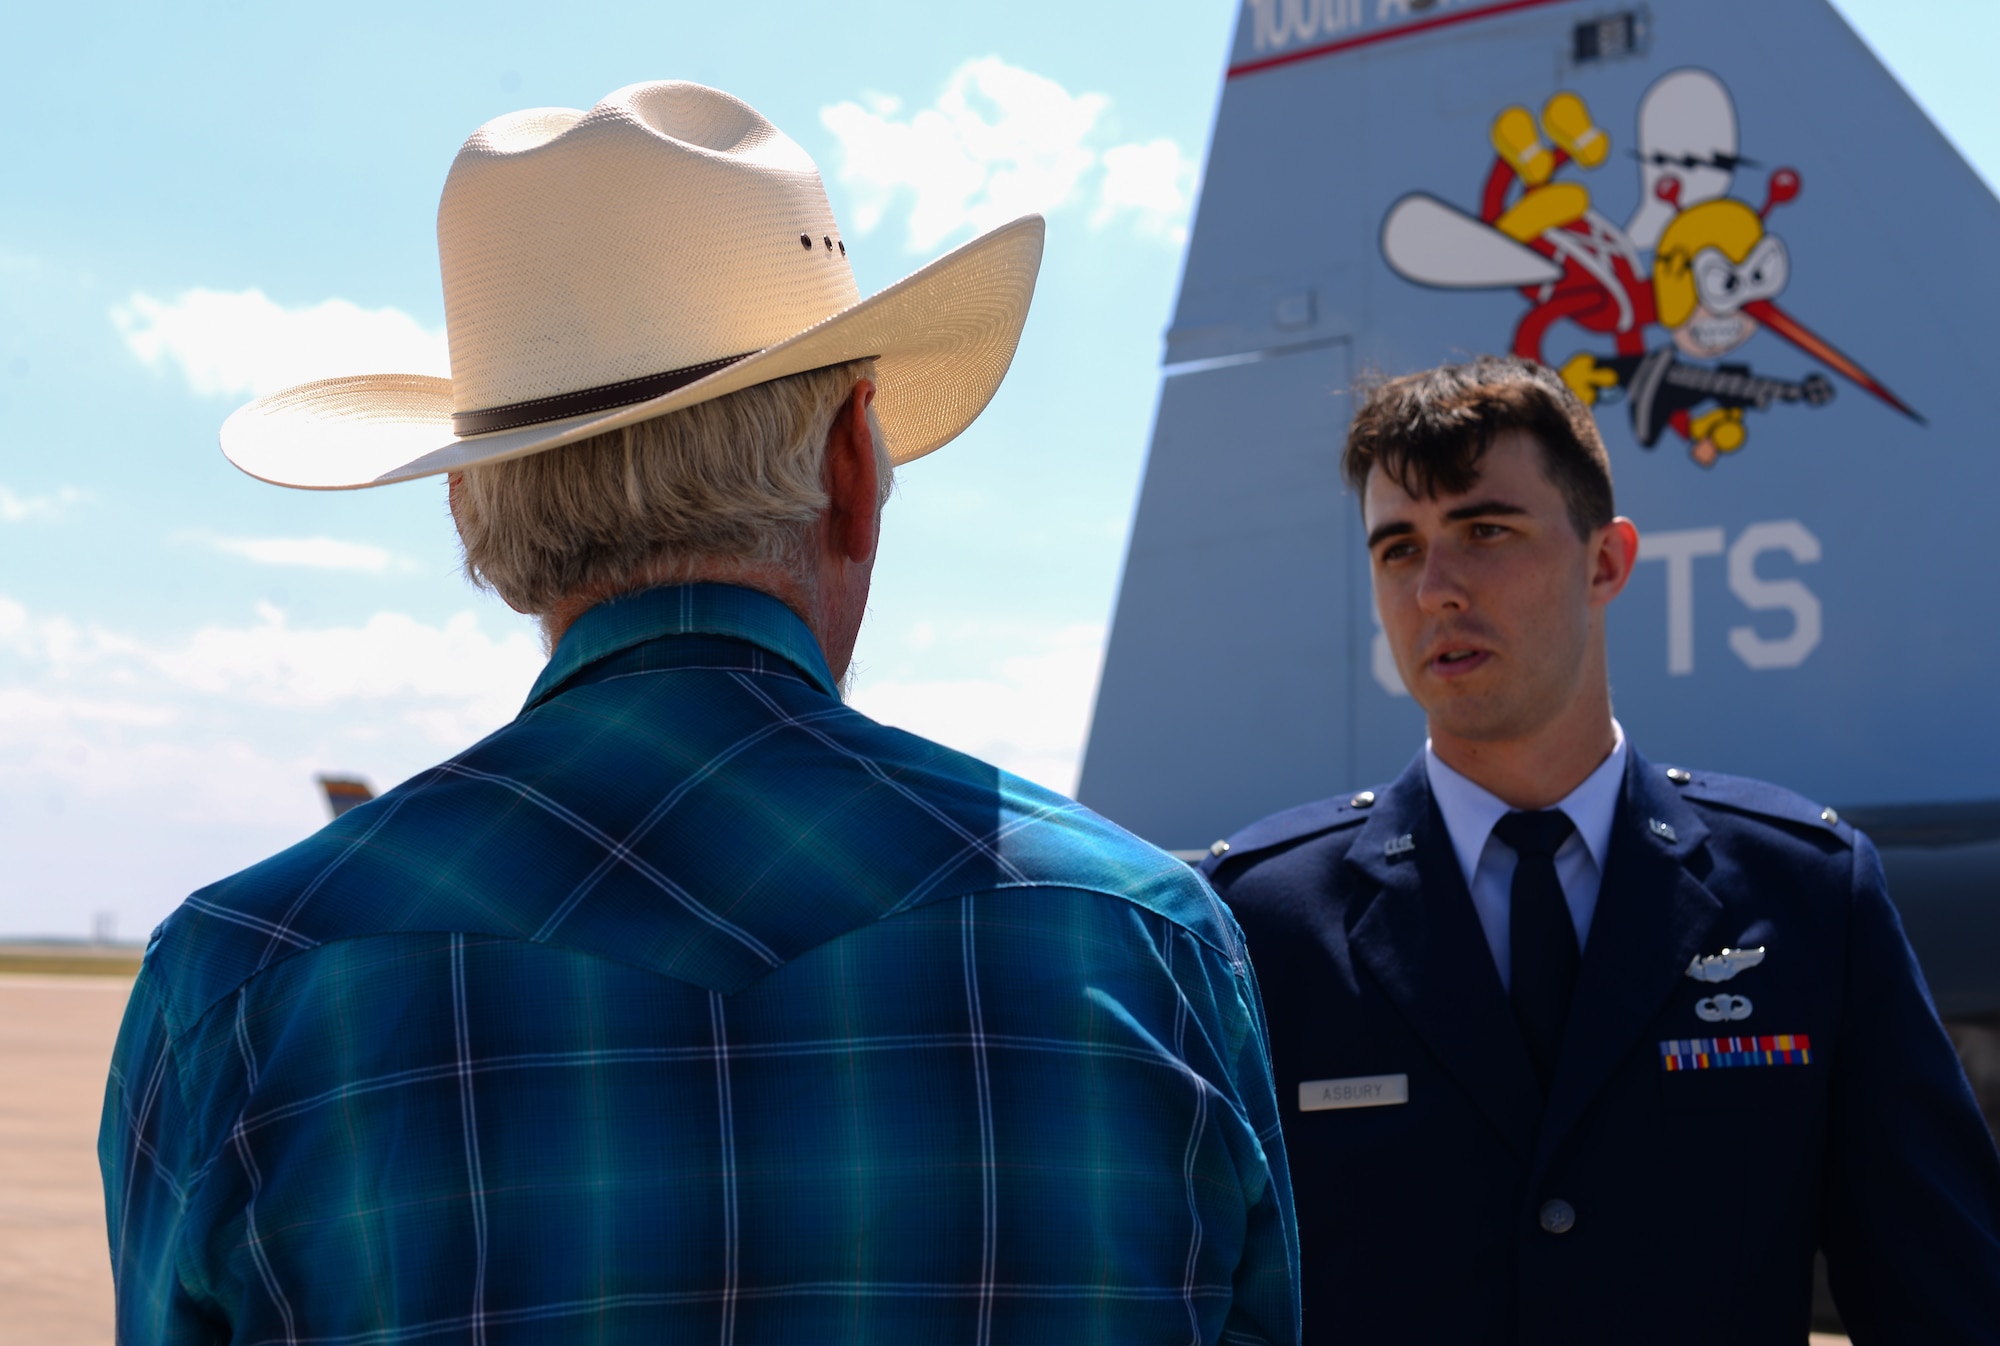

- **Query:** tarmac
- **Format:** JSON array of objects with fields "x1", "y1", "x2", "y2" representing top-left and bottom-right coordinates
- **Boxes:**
[
  {"x1": 0, "y1": 957, "x2": 1854, "y2": 1345},
  {"x1": 0, "y1": 972, "x2": 127, "y2": 1345}
]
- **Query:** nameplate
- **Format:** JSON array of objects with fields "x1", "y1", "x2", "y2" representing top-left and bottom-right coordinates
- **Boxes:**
[{"x1": 1299, "y1": 1073, "x2": 1408, "y2": 1112}]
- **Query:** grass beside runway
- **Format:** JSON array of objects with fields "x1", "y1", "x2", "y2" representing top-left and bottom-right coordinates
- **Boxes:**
[{"x1": 0, "y1": 944, "x2": 142, "y2": 979}]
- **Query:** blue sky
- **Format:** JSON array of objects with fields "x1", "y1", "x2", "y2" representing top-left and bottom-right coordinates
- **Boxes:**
[{"x1": 0, "y1": 0, "x2": 1987, "y2": 938}]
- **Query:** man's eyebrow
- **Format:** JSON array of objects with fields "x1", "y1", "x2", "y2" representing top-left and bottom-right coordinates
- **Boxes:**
[
  {"x1": 1443, "y1": 498, "x2": 1529, "y2": 522},
  {"x1": 1366, "y1": 520, "x2": 1414, "y2": 550},
  {"x1": 1367, "y1": 499, "x2": 1533, "y2": 549}
]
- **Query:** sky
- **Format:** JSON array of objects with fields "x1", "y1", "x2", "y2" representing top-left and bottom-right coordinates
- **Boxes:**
[{"x1": 0, "y1": 0, "x2": 1989, "y2": 939}]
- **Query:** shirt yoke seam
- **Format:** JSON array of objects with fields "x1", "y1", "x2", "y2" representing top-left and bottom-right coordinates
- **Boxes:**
[{"x1": 160, "y1": 875, "x2": 1239, "y2": 1029}]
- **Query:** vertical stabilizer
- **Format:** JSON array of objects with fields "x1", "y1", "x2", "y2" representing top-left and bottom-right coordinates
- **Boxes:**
[
  {"x1": 1083, "y1": 0, "x2": 2000, "y2": 847},
  {"x1": 317, "y1": 775, "x2": 375, "y2": 819}
]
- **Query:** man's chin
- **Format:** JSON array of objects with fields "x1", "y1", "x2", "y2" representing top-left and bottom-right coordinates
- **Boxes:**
[{"x1": 1416, "y1": 694, "x2": 1528, "y2": 747}]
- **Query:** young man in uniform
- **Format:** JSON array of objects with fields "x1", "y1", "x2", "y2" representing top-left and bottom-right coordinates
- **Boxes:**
[{"x1": 1204, "y1": 356, "x2": 2000, "y2": 1343}]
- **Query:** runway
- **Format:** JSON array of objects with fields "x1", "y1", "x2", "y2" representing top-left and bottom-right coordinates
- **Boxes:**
[{"x1": 0, "y1": 974, "x2": 128, "y2": 1346}]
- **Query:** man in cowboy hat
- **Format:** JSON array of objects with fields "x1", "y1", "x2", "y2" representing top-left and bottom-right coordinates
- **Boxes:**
[{"x1": 101, "y1": 83, "x2": 1298, "y2": 1344}]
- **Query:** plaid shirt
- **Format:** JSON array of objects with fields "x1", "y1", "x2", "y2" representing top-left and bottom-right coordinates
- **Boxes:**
[{"x1": 101, "y1": 584, "x2": 1299, "y2": 1345}]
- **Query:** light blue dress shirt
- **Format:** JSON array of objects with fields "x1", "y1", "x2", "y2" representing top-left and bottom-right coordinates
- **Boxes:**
[{"x1": 1424, "y1": 721, "x2": 1627, "y2": 991}]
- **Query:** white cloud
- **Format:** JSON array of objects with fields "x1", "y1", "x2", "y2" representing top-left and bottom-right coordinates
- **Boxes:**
[
  {"x1": 149, "y1": 603, "x2": 543, "y2": 732},
  {"x1": 0, "y1": 596, "x2": 94, "y2": 675},
  {"x1": 1093, "y1": 138, "x2": 1199, "y2": 243},
  {"x1": 0, "y1": 686, "x2": 176, "y2": 732},
  {"x1": 848, "y1": 620, "x2": 1104, "y2": 794},
  {"x1": 113, "y1": 287, "x2": 448, "y2": 399},
  {"x1": 0, "y1": 594, "x2": 544, "y2": 936},
  {"x1": 208, "y1": 535, "x2": 402, "y2": 574},
  {"x1": 0, "y1": 484, "x2": 89, "y2": 523},
  {"x1": 0, "y1": 594, "x2": 542, "y2": 750},
  {"x1": 821, "y1": 58, "x2": 1193, "y2": 252}
]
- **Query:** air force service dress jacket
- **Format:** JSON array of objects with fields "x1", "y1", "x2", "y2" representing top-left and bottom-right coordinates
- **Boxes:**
[{"x1": 1203, "y1": 747, "x2": 2000, "y2": 1345}]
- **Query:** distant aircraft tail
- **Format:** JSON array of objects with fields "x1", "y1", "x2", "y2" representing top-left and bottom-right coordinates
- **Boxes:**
[{"x1": 316, "y1": 775, "x2": 375, "y2": 819}]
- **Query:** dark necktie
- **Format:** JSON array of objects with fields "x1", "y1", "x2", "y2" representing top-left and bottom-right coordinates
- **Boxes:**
[{"x1": 1494, "y1": 809, "x2": 1579, "y2": 1094}]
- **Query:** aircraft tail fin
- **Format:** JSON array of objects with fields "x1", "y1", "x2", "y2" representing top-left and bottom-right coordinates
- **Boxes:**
[{"x1": 316, "y1": 775, "x2": 375, "y2": 819}]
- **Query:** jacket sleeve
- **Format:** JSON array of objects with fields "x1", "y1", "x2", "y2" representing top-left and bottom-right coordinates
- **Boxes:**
[
  {"x1": 99, "y1": 969, "x2": 226, "y2": 1345},
  {"x1": 1221, "y1": 931, "x2": 1303, "y2": 1346},
  {"x1": 1820, "y1": 834, "x2": 2000, "y2": 1344}
]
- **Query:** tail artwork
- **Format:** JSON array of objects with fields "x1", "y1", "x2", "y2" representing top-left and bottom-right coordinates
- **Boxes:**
[
  {"x1": 317, "y1": 775, "x2": 375, "y2": 819},
  {"x1": 1082, "y1": 0, "x2": 2000, "y2": 1020},
  {"x1": 1378, "y1": 69, "x2": 1924, "y2": 463}
]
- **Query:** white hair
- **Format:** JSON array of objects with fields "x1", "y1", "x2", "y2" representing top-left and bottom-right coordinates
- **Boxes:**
[{"x1": 452, "y1": 359, "x2": 886, "y2": 615}]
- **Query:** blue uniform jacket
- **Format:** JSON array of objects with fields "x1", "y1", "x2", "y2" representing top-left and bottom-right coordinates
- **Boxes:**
[{"x1": 1203, "y1": 748, "x2": 2000, "y2": 1345}]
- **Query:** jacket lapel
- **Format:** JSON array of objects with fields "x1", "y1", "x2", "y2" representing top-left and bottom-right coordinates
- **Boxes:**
[
  {"x1": 1346, "y1": 756, "x2": 1544, "y2": 1160},
  {"x1": 1537, "y1": 750, "x2": 1722, "y2": 1161}
]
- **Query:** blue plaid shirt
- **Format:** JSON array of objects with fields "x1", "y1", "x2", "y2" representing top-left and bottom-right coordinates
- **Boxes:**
[{"x1": 101, "y1": 584, "x2": 1299, "y2": 1345}]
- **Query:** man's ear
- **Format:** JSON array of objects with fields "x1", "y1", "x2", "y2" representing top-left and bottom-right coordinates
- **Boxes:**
[
  {"x1": 1590, "y1": 516, "x2": 1640, "y2": 606},
  {"x1": 823, "y1": 379, "x2": 880, "y2": 565}
]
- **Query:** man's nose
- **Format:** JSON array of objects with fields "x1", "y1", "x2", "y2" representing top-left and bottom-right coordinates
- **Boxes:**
[{"x1": 1415, "y1": 547, "x2": 1470, "y2": 613}]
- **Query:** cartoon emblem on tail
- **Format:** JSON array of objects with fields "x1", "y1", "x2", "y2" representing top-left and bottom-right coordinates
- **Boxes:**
[{"x1": 1380, "y1": 68, "x2": 1922, "y2": 467}]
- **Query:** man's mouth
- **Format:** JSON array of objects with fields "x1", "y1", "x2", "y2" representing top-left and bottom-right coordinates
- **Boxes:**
[{"x1": 1430, "y1": 648, "x2": 1492, "y2": 678}]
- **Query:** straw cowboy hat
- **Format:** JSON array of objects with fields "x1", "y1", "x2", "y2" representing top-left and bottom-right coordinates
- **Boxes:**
[{"x1": 221, "y1": 81, "x2": 1045, "y2": 490}]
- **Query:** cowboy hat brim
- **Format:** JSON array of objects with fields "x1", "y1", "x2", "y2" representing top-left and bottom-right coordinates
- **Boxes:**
[{"x1": 220, "y1": 215, "x2": 1045, "y2": 490}]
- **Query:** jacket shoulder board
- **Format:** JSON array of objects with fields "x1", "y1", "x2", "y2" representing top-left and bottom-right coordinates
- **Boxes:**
[
  {"x1": 1199, "y1": 787, "x2": 1383, "y2": 876},
  {"x1": 1665, "y1": 766, "x2": 1854, "y2": 847}
]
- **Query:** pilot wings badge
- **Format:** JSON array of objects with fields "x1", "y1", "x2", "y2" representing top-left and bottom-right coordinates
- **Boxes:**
[{"x1": 1685, "y1": 946, "x2": 1767, "y2": 983}]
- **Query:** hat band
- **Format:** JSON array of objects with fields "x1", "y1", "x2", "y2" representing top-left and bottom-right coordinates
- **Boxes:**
[{"x1": 451, "y1": 351, "x2": 758, "y2": 437}]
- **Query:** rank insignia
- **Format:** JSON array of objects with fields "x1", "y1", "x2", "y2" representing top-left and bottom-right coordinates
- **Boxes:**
[{"x1": 1660, "y1": 1034, "x2": 1811, "y2": 1071}]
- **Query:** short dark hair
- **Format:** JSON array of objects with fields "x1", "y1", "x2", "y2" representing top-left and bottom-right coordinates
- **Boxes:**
[{"x1": 1341, "y1": 356, "x2": 1614, "y2": 538}]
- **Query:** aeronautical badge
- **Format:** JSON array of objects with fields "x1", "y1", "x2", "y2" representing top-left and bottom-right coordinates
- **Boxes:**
[
  {"x1": 1660, "y1": 1035, "x2": 1811, "y2": 1071},
  {"x1": 1685, "y1": 946, "x2": 1766, "y2": 983}
]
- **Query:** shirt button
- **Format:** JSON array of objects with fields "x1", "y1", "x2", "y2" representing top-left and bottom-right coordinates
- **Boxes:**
[{"x1": 1538, "y1": 1199, "x2": 1576, "y2": 1234}]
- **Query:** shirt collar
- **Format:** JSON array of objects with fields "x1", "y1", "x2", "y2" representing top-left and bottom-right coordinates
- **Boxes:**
[
  {"x1": 1424, "y1": 720, "x2": 1627, "y2": 880},
  {"x1": 523, "y1": 583, "x2": 839, "y2": 711}
]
